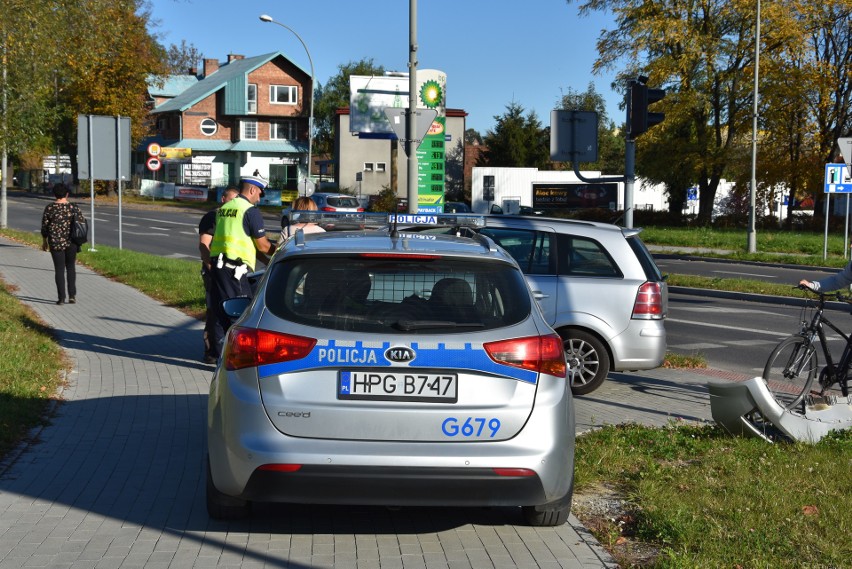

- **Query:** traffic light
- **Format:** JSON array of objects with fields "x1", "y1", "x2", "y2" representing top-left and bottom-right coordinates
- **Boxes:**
[{"x1": 628, "y1": 80, "x2": 666, "y2": 139}]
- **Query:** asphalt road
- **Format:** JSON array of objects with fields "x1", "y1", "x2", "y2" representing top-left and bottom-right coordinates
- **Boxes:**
[
  {"x1": 1, "y1": 192, "x2": 282, "y2": 261},
  {"x1": 655, "y1": 254, "x2": 839, "y2": 286}
]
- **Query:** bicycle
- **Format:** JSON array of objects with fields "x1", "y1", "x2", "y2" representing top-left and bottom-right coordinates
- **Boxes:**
[{"x1": 762, "y1": 285, "x2": 852, "y2": 412}]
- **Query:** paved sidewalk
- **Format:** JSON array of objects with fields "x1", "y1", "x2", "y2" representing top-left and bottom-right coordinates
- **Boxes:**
[{"x1": 0, "y1": 236, "x2": 731, "y2": 569}]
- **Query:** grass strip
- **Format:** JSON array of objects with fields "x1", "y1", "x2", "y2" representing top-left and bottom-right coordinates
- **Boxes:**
[
  {"x1": 0, "y1": 278, "x2": 66, "y2": 458},
  {"x1": 574, "y1": 424, "x2": 852, "y2": 568}
]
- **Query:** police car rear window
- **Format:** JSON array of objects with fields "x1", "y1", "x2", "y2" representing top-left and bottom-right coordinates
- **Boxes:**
[{"x1": 264, "y1": 256, "x2": 531, "y2": 333}]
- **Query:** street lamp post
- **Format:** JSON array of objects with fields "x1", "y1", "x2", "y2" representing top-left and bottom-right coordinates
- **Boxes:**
[
  {"x1": 747, "y1": 0, "x2": 761, "y2": 253},
  {"x1": 259, "y1": 14, "x2": 314, "y2": 196}
]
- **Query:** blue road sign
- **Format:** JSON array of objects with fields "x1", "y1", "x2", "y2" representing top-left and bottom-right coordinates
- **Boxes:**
[{"x1": 825, "y1": 163, "x2": 852, "y2": 193}]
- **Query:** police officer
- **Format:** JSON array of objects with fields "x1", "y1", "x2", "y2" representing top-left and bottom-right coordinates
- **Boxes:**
[
  {"x1": 208, "y1": 175, "x2": 276, "y2": 352},
  {"x1": 199, "y1": 186, "x2": 239, "y2": 363}
]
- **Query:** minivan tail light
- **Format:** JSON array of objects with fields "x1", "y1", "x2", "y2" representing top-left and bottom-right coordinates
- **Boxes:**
[
  {"x1": 225, "y1": 327, "x2": 316, "y2": 370},
  {"x1": 320, "y1": 206, "x2": 336, "y2": 212},
  {"x1": 632, "y1": 281, "x2": 666, "y2": 320},
  {"x1": 484, "y1": 335, "x2": 566, "y2": 378}
]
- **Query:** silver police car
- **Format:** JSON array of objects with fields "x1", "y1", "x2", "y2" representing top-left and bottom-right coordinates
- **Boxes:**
[{"x1": 207, "y1": 215, "x2": 575, "y2": 526}]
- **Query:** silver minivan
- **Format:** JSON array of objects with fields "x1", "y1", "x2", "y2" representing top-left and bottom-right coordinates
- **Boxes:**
[{"x1": 477, "y1": 216, "x2": 667, "y2": 394}]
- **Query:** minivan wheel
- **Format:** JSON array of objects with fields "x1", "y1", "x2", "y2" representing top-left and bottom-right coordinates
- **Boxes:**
[
  {"x1": 561, "y1": 330, "x2": 610, "y2": 395},
  {"x1": 206, "y1": 457, "x2": 251, "y2": 520}
]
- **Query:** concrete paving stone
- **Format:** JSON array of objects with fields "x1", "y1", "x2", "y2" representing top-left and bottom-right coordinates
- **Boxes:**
[
  {"x1": 376, "y1": 557, "x2": 404, "y2": 569},
  {"x1": 447, "y1": 558, "x2": 477, "y2": 569},
  {"x1": 399, "y1": 558, "x2": 427, "y2": 569},
  {"x1": 93, "y1": 556, "x2": 124, "y2": 569}
]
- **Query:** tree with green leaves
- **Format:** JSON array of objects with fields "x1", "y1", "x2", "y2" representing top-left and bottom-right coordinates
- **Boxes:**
[
  {"x1": 479, "y1": 102, "x2": 549, "y2": 168},
  {"x1": 570, "y1": 0, "x2": 760, "y2": 224},
  {"x1": 754, "y1": 0, "x2": 852, "y2": 222},
  {"x1": 0, "y1": 0, "x2": 167, "y2": 199},
  {"x1": 313, "y1": 58, "x2": 385, "y2": 157}
]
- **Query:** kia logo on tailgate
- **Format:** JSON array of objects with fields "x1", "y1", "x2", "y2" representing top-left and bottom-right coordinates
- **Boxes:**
[{"x1": 385, "y1": 346, "x2": 415, "y2": 363}]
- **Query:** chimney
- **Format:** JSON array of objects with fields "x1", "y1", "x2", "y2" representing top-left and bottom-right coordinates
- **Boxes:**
[
  {"x1": 227, "y1": 54, "x2": 245, "y2": 63},
  {"x1": 203, "y1": 58, "x2": 219, "y2": 77}
]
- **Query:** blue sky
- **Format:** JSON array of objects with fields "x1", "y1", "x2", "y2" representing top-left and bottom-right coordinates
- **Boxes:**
[{"x1": 147, "y1": 0, "x2": 623, "y2": 135}]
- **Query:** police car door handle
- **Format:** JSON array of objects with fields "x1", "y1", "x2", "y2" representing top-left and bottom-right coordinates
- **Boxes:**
[{"x1": 532, "y1": 290, "x2": 549, "y2": 300}]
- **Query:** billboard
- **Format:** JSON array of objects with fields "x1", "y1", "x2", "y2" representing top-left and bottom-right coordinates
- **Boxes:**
[
  {"x1": 532, "y1": 182, "x2": 619, "y2": 210},
  {"x1": 349, "y1": 70, "x2": 446, "y2": 136},
  {"x1": 349, "y1": 70, "x2": 447, "y2": 213}
]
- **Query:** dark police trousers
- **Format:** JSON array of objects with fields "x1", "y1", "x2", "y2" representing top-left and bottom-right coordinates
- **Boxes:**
[{"x1": 209, "y1": 258, "x2": 252, "y2": 355}]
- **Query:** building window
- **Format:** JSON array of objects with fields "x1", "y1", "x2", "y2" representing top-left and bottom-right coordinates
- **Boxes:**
[
  {"x1": 157, "y1": 116, "x2": 169, "y2": 131},
  {"x1": 270, "y1": 85, "x2": 298, "y2": 105},
  {"x1": 200, "y1": 118, "x2": 217, "y2": 136},
  {"x1": 483, "y1": 175, "x2": 495, "y2": 201},
  {"x1": 363, "y1": 163, "x2": 374, "y2": 172},
  {"x1": 247, "y1": 84, "x2": 257, "y2": 113},
  {"x1": 242, "y1": 120, "x2": 257, "y2": 140},
  {"x1": 376, "y1": 162, "x2": 386, "y2": 173},
  {"x1": 271, "y1": 120, "x2": 297, "y2": 140}
]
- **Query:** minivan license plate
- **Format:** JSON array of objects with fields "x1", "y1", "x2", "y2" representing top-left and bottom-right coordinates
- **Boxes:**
[{"x1": 338, "y1": 371, "x2": 457, "y2": 403}]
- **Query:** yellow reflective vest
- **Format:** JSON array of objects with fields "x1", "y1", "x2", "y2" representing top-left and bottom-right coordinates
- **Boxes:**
[{"x1": 209, "y1": 197, "x2": 257, "y2": 270}]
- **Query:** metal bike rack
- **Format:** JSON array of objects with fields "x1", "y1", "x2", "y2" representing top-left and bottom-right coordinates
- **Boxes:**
[{"x1": 709, "y1": 378, "x2": 852, "y2": 443}]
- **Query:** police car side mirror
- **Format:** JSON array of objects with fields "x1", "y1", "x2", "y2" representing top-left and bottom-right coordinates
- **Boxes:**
[{"x1": 222, "y1": 296, "x2": 251, "y2": 319}]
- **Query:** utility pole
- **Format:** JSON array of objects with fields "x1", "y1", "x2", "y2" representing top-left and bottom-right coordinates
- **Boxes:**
[
  {"x1": 1, "y1": 30, "x2": 8, "y2": 229},
  {"x1": 406, "y1": 0, "x2": 418, "y2": 214}
]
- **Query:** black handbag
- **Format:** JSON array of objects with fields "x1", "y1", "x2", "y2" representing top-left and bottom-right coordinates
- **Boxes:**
[{"x1": 70, "y1": 206, "x2": 88, "y2": 246}]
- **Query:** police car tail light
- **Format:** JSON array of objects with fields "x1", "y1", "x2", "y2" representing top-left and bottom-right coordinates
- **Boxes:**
[
  {"x1": 484, "y1": 335, "x2": 566, "y2": 377},
  {"x1": 632, "y1": 281, "x2": 665, "y2": 320},
  {"x1": 225, "y1": 327, "x2": 317, "y2": 370}
]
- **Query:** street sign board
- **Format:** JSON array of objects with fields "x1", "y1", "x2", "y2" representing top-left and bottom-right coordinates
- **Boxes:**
[
  {"x1": 77, "y1": 114, "x2": 131, "y2": 180},
  {"x1": 550, "y1": 110, "x2": 598, "y2": 163},
  {"x1": 159, "y1": 147, "x2": 192, "y2": 162},
  {"x1": 147, "y1": 157, "x2": 162, "y2": 171},
  {"x1": 839, "y1": 138, "x2": 852, "y2": 169},
  {"x1": 383, "y1": 108, "x2": 438, "y2": 154},
  {"x1": 147, "y1": 143, "x2": 161, "y2": 157},
  {"x1": 825, "y1": 163, "x2": 852, "y2": 193}
]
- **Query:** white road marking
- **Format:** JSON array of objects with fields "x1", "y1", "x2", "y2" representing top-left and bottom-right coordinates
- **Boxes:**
[{"x1": 667, "y1": 318, "x2": 786, "y2": 337}]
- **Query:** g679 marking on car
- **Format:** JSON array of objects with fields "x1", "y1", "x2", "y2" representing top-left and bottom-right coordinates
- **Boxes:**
[{"x1": 441, "y1": 417, "x2": 502, "y2": 438}]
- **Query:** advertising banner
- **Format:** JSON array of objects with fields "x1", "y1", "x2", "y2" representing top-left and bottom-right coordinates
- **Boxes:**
[{"x1": 532, "y1": 182, "x2": 619, "y2": 210}]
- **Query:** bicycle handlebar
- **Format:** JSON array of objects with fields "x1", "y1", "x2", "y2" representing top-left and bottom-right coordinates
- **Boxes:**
[{"x1": 796, "y1": 284, "x2": 852, "y2": 303}]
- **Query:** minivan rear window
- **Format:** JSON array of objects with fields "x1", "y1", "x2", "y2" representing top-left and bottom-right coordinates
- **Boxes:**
[
  {"x1": 557, "y1": 235, "x2": 622, "y2": 277},
  {"x1": 626, "y1": 236, "x2": 663, "y2": 281},
  {"x1": 264, "y1": 256, "x2": 531, "y2": 333},
  {"x1": 326, "y1": 196, "x2": 360, "y2": 208}
]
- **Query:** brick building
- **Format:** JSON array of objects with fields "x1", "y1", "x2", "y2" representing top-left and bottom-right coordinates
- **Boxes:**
[{"x1": 142, "y1": 52, "x2": 312, "y2": 195}]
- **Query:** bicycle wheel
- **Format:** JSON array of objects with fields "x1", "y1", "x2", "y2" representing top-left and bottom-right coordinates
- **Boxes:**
[{"x1": 762, "y1": 336, "x2": 819, "y2": 411}]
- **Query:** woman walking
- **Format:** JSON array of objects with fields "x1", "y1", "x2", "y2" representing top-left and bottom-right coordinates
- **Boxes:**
[{"x1": 41, "y1": 184, "x2": 85, "y2": 305}]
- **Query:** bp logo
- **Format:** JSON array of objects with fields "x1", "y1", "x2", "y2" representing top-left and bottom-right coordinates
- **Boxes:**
[{"x1": 419, "y1": 80, "x2": 443, "y2": 109}]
